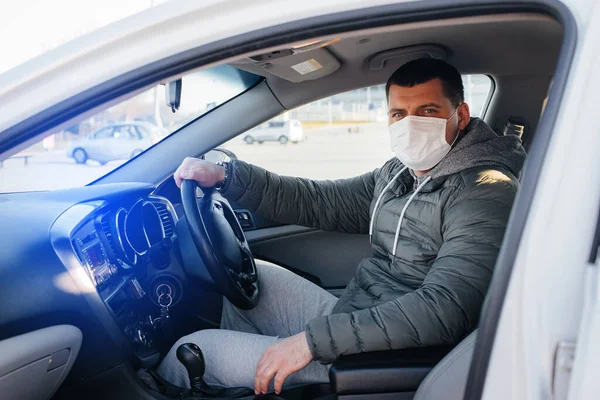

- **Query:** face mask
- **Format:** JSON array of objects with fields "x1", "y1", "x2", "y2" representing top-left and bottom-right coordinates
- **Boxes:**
[{"x1": 389, "y1": 108, "x2": 459, "y2": 171}]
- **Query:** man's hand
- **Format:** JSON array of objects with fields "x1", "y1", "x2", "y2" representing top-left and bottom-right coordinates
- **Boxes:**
[
  {"x1": 173, "y1": 157, "x2": 226, "y2": 188},
  {"x1": 254, "y1": 332, "x2": 313, "y2": 395}
]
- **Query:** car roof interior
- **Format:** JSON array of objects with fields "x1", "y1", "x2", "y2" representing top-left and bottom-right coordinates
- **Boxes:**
[{"x1": 227, "y1": 12, "x2": 562, "y2": 151}]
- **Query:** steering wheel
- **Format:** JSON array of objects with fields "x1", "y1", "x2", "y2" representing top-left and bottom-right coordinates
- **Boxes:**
[{"x1": 180, "y1": 179, "x2": 259, "y2": 310}]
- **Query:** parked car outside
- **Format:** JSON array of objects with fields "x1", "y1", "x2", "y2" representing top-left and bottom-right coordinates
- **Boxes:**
[
  {"x1": 241, "y1": 119, "x2": 304, "y2": 144},
  {"x1": 66, "y1": 122, "x2": 168, "y2": 164}
]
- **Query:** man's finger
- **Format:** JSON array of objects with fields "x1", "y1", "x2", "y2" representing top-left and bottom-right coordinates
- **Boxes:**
[
  {"x1": 173, "y1": 167, "x2": 183, "y2": 188},
  {"x1": 173, "y1": 157, "x2": 196, "y2": 188},
  {"x1": 173, "y1": 160, "x2": 192, "y2": 188},
  {"x1": 254, "y1": 364, "x2": 264, "y2": 393},
  {"x1": 257, "y1": 361, "x2": 278, "y2": 394},
  {"x1": 254, "y1": 352, "x2": 271, "y2": 394},
  {"x1": 179, "y1": 168, "x2": 205, "y2": 187},
  {"x1": 273, "y1": 368, "x2": 291, "y2": 394},
  {"x1": 261, "y1": 367, "x2": 277, "y2": 394}
]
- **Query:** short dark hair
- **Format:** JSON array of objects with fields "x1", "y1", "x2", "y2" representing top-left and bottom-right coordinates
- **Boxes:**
[{"x1": 385, "y1": 58, "x2": 464, "y2": 107}]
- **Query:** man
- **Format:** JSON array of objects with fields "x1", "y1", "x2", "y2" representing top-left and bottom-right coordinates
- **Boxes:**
[{"x1": 158, "y1": 58, "x2": 526, "y2": 395}]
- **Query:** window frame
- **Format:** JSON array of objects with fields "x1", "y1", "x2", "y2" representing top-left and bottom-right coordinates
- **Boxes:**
[{"x1": 477, "y1": 75, "x2": 496, "y2": 120}]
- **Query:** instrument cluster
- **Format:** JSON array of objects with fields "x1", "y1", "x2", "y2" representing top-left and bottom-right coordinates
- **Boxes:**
[{"x1": 72, "y1": 196, "x2": 177, "y2": 287}]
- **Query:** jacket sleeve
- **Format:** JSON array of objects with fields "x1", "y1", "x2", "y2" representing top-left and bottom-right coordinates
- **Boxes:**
[
  {"x1": 219, "y1": 160, "x2": 376, "y2": 234},
  {"x1": 305, "y1": 178, "x2": 517, "y2": 363}
]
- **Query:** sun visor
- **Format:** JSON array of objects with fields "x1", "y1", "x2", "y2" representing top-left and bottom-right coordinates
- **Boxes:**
[
  {"x1": 368, "y1": 44, "x2": 449, "y2": 70},
  {"x1": 250, "y1": 48, "x2": 341, "y2": 83}
]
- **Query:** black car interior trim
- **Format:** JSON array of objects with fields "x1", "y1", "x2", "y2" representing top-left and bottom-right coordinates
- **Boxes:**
[{"x1": 330, "y1": 345, "x2": 454, "y2": 395}]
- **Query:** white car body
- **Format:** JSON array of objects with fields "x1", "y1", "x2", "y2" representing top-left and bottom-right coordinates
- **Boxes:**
[
  {"x1": 0, "y1": 0, "x2": 599, "y2": 399},
  {"x1": 66, "y1": 122, "x2": 166, "y2": 164}
]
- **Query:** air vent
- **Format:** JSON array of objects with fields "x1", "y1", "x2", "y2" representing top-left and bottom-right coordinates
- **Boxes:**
[
  {"x1": 100, "y1": 214, "x2": 117, "y2": 254},
  {"x1": 153, "y1": 202, "x2": 174, "y2": 238}
]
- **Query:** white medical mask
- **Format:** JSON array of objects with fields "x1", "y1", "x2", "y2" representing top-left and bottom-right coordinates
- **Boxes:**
[{"x1": 389, "y1": 108, "x2": 459, "y2": 171}]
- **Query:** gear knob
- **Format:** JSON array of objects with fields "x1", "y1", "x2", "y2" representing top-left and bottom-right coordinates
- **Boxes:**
[{"x1": 176, "y1": 343, "x2": 206, "y2": 385}]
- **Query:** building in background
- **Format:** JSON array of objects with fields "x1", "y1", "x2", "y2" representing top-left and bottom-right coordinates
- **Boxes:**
[{"x1": 288, "y1": 76, "x2": 491, "y2": 124}]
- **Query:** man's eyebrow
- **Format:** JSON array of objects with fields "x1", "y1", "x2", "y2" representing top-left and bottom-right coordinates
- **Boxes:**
[
  {"x1": 387, "y1": 103, "x2": 443, "y2": 114},
  {"x1": 387, "y1": 108, "x2": 405, "y2": 114}
]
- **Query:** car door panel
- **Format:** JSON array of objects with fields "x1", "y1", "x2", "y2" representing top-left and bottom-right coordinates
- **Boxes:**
[
  {"x1": 84, "y1": 136, "x2": 102, "y2": 160},
  {"x1": 256, "y1": 128, "x2": 270, "y2": 141},
  {"x1": 87, "y1": 127, "x2": 113, "y2": 161},
  {"x1": 212, "y1": 193, "x2": 371, "y2": 290},
  {"x1": 246, "y1": 224, "x2": 371, "y2": 288},
  {"x1": 112, "y1": 126, "x2": 136, "y2": 159}
]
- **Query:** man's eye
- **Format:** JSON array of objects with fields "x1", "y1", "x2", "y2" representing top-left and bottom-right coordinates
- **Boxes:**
[
  {"x1": 392, "y1": 112, "x2": 404, "y2": 119},
  {"x1": 424, "y1": 109, "x2": 437, "y2": 114}
]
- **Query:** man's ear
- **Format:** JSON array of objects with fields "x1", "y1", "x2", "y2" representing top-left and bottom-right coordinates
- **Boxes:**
[{"x1": 457, "y1": 103, "x2": 471, "y2": 130}]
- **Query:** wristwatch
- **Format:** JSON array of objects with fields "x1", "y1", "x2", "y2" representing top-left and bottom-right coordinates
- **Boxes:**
[{"x1": 214, "y1": 161, "x2": 229, "y2": 190}]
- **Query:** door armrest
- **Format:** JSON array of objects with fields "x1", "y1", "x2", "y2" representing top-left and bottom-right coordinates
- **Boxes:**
[{"x1": 329, "y1": 346, "x2": 453, "y2": 395}]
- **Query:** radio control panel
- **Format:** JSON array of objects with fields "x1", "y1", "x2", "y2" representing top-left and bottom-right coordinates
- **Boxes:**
[{"x1": 73, "y1": 220, "x2": 117, "y2": 287}]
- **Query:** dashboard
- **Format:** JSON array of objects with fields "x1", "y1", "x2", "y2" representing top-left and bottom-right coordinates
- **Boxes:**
[{"x1": 0, "y1": 182, "x2": 226, "y2": 382}]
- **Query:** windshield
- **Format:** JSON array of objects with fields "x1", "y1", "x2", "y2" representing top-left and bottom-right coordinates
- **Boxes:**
[{"x1": 0, "y1": 65, "x2": 260, "y2": 193}]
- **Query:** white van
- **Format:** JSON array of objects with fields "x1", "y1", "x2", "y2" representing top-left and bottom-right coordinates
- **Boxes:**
[{"x1": 242, "y1": 120, "x2": 304, "y2": 144}]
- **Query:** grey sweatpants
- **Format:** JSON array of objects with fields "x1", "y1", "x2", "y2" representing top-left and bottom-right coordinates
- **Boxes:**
[{"x1": 156, "y1": 260, "x2": 338, "y2": 391}]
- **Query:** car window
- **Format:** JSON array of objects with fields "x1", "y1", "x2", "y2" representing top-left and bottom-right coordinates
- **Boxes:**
[
  {"x1": 113, "y1": 126, "x2": 137, "y2": 140},
  {"x1": 92, "y1": 127, "x2": 114, "y2": 139},
  {"x1": 223, "y1": 75, "x2": 492, "y2": 180},
  {"x1": 136, "y1": 125, "x2": 149, "y2": 138},
  {"x1": 0, "y1": 65, "x2": 261, "y2": 193}
]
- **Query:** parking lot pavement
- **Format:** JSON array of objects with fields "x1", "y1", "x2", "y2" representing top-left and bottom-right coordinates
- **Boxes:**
[
  {"x1": 0, "y1": 123, "x2": 393, "y2": 192},
  {"x1": 0, "y1": 150, "x2": 121, "y2": 192}
]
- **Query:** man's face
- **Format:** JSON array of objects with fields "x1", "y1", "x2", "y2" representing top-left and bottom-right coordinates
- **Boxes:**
[{"x1": 387, "y1": 78, "x2": 470, "y2": 145}]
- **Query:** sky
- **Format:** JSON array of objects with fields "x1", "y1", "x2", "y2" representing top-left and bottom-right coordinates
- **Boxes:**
[{"x1": 0, "y1": 0, "x2": 169, "y2": 74}]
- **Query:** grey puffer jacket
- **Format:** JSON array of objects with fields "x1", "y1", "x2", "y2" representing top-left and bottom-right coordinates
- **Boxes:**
[{"x1": 220, "y1": 118, "x2": 526, "y2": 363}]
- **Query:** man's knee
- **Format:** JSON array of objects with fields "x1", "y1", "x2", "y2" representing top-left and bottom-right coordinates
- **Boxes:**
[
  {"x1": 255, "y1": 261, "x2": 294, "y2": 285},
  {"x1": 175, "y1": 329, "x2": 221, "y2": 351}
]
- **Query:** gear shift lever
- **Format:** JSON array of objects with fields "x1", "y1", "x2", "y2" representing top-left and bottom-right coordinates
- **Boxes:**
[
  {"x1": 176, "y1": 343, "x2": 254, "y2": 398},
  {"x1": 176, "y1": 343, "x2": 207, "y2": 391}
]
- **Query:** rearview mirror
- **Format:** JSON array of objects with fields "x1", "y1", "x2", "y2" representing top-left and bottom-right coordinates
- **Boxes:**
[{"x1": 165, "y1": 79, "x2": 182, "y2": 113}]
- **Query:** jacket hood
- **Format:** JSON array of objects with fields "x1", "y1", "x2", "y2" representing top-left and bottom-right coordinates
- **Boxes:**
[{"x1": 425, "y1": 117, "x2": 526, "y2": 180}]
